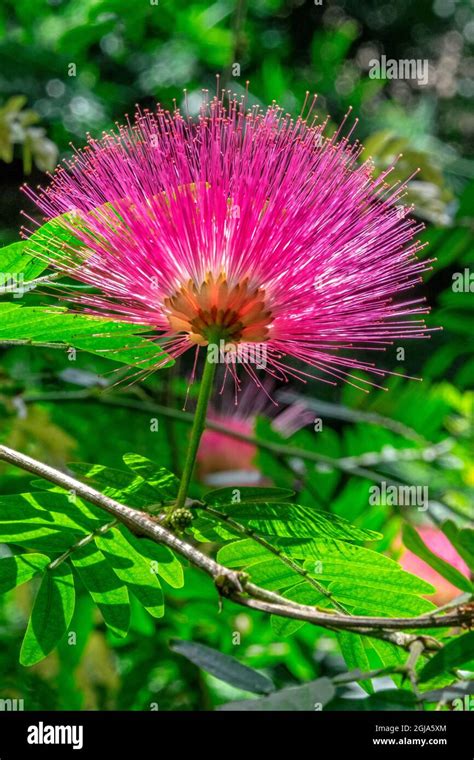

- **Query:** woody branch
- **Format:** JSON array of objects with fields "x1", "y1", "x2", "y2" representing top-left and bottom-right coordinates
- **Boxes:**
[{"x1": 0, "y1": 444, "x2": 472, "y2": 652}]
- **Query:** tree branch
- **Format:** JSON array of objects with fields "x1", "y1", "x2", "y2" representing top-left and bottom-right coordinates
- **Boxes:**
[
  {"x1": 17, "y1": 390, "x2": 470, "y2": 524},
  {"x1": 0, "y1": 444, "x2": 239, "y2": 588},
  {"x1": 201, "y1": 502, "x2": 349, "y2": 614},
  {"x1": 0, "y1": 444, "x2": 472, "y2": 648},
  {"x1": 19, "y1": 390, "x2": 409, "y2": 486}
]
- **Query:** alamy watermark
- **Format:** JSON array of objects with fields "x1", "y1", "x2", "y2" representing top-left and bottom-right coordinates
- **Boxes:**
[
  {"x1": 452, "y1": 695, "x2": 474, "y2": 711},
  {"x1": 0, "y1": 272, "x2": 36, "y2": 298},
  {"x1": 452, "y1": 268, "x2": 474, "y2": 292},
  {"x1": 0, "y1": 698, "x2": 24, "y2": 711},
  {"x1": 27, "y1": 722, "x2": 83, "y2": 750},
  {"x1": 207, "y1": 339, "x2": 267, "y2": 369},
  {"x1": 369, "y1": 56, "x2": 429, "y2": 86},
  {"x1": 369, "y1": 482, "x2": 429, "y2": 512}
]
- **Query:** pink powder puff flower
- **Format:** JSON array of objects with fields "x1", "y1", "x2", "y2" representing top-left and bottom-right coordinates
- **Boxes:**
[{"x1": 23, "y1": 92, "x2": 433, "y2": 392}]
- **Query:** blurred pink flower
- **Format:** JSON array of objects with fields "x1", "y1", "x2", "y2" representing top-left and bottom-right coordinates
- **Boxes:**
[
  {"x1": 197, "y1": 381, "x2": 314, "y2": 486},
  {"x1": 25, "y1": 95, "x2": 432, "y2": 390},
  {"x1": 197, "y1": 416, "x2": 259, "y2": 487}
]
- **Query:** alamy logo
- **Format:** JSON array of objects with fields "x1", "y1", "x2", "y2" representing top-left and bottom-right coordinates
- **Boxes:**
[
  {"x1": 369, "y1": 482, "x2": 429, "y2": 512},
  {"x1": 369, "y1": 55, "x2": 429, "y2": 86},
  {"x1": 0, "y1": 272, "x2": 34, "y2": 298},
  {"x1": 207, "y1": 339, "x2": 267, "y2": 368},
  {"x1": 27, "y1": 722, "x2": 83, "y2": 750},
  {"x1": 0, "y1": 698, "x2": 24, "y2": 710},
  {"x1": 452, "y1": 695, "x2": 474, "y2": 711},
  {"x1": 452, "y1": 268, "x2": 474, "y2": 292}
]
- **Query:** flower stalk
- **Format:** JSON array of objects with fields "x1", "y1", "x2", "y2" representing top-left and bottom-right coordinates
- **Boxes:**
[{"x1": 174, "y1": 343, "x2": 217, "y2": 509}]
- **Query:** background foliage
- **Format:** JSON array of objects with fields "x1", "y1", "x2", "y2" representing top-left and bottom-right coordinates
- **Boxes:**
[{"x1": 0, "y1": 0, "x2": 473, "y2": 711}]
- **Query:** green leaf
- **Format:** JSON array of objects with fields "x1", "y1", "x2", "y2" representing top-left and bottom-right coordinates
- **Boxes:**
[
  {"x1": 219, "y1": 538, "x2": 434, "y2": 595},
  {"x1": 227, "y1": 555, "x2": 433, "y2": 631},
  {"x1": 441, "y1": 521, "x2": 474, "y2": 574},
  {"x1": 71, "y1": 543, "x2": 130, "y2": 638},
  {"x1": 337, "y1": 633, "x2": 375, "y2": 694},
  {"x1": 0, "y1": 491, "x2": 105, "y2": 528},
  {"x1": 189, "y1": 516, "x2": 240, "y2": 542},
  {"x1": 20, "y1": 563, "x2": 76, "y2": 666},
  {"x1": 170, "y1": 639, "x2": 275, "y2": 695},
  {"x1": 420, "y1": 632, "x2": 474, "y2": 682},
  {"x1": 0, "y1": 303, "x2": 172, "y2": 371},
  {"x1": 0, "y1": 525, "x2": 83, "y2": 551},
  {"x1": 218, "y1": 677, "x2": 335, "y2": 711},
  {"x1": 0, "y1": 491, "x2": 107, "y2": 550},
  {"x1": 204, "y1": 486, "x2": 294, "y2": 506},
  {"x1": 302, "y1": 558, "x2": 434, "y2": 595},
  {"x1": 457, "y1": 530, "x2": 474, "y2": 573},
  {"x1": 327, "y1": 583, "x2": 436, "y2": 616},
  {"x1": 56, "y1": 595, "x2": 95, "y2": 688},
  {"x1": 371, "y1": 638, "x2": 407, "y2": 668},
  {"x1": 245, "y1": 558, "x2": 303, "y2": 592},
  {"x1": 96, "y1": 526, "x2": 164, "y2": 618},
  {"x1": 0, "y1": 553, "x2": 50, "y2": 593},
  {"x1": 70, "y1": 463, "x2": 164, "y2": 510},
  {"x1": 208, "y1": 502, "x2": 380, "y2": 542},
  {"x1": 271, "y1": 582, "x2": 326, "y2": 637},
  {"x1": 218, "y1": 535, "x2": 433, "y2": 625},
  {"x1": 272, "y1": 538, "x2": 401, "y2": 565},
  {"x1": 122, "y1": 453, "x2": 179, "y2": 501},
  {"x1": 121, "y1": 532, "x2": 184, "y2": 589},
  {"x1": 0, "y1": 240, "x2": 48, "y2": 282},
  {"x1": 24, "y1": 212, "x2": 84, "y2": 266},
  {"x1": 402, "y1": 524, "x2": 473, "y2": 593},
  {"x1": 217, "y1": 539, "x2": 272, "y2": 568}
]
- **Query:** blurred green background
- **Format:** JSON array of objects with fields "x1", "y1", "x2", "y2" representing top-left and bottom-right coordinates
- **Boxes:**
[{"x1": 0, "y1": 0, "x2": 473, "y2": 710}]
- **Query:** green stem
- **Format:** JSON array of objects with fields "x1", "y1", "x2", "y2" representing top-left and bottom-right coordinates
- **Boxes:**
[
  {"x1": 174, "y1": 345, "x2": 217, "y2": 508},
  {"x1": 48, "y1": 519, "x2": 117, "y2": 570}
]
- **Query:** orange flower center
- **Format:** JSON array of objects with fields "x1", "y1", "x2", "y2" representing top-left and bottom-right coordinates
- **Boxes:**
[{"x1": 164, "y1": 272, "x2": 272, "y2": 346}]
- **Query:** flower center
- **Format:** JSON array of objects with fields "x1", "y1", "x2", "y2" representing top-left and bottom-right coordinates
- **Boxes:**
[{"x1": 164, "y1": 272, "x2": 272, "y2": 346}]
